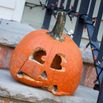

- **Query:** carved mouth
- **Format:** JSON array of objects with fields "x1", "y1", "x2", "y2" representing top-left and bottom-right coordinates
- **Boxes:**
[
  {"x1": 17, "y1": 71, "x2": 35, "y2": 82},
  {"x1": 17, "y1": 71, "x2": 58, "y2": 94}
]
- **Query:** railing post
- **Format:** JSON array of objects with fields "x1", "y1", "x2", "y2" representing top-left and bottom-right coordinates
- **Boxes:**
[
  {"x1": 73, "y1": 0, "x2": 90, "y2": 46},
  {"x1": 42, "y1": 0, "x2": 59, "y2": 29},
  {"x1": 97, "y1": 79, "x2": 103, "y2": 103}
]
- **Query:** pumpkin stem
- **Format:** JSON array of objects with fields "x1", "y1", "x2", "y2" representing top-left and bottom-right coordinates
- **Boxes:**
[{"x1": 49, "y1": 11, "x2": 66, "y2": 41}]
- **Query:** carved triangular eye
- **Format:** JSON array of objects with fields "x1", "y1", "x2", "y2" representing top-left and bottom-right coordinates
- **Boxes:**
[
  {"x1": 50, "y1": 54, "x2": 62, "y2": 70},
  {"x1": 30, "y1": 48, "x2": 46, "y2": 64}
]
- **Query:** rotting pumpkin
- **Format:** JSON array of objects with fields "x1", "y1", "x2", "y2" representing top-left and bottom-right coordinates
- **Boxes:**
[{"x1": 10, "y1": 11, "x2": 83, "y2": 96}]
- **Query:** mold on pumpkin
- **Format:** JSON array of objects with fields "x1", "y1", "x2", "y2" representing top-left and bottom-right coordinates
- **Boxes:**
[{"x1": 10, "y1": 11, "x2": 83, "y2": 96}]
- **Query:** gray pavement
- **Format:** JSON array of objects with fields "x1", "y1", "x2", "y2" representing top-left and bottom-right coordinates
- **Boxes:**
[{"x1": 0, "y1": 69, "x2": 99, "y2": 103}]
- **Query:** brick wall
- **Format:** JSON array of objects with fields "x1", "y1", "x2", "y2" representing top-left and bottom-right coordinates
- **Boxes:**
[{"x1": 0, "y1": 45, "x2": 14, "y2": 69}]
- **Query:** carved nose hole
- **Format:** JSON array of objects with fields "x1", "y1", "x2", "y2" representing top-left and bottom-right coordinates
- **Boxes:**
[
  {"x1": 31, "y1": 48, "x2": 46, "y2": 64},
  {"x1": 40, "y1": 71, "x2": 47, "y2": 79},
  {"x1": 50, "y1": 54, "x2": 62, "y2": 70}
]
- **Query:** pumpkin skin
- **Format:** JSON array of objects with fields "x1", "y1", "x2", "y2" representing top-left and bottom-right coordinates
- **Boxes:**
[
  {"x1": 10, "y1": 29, "x2": 83, "y2": 96},
  {"x1": 10, "y1": 11, "x2": 82, "y2": 95}
]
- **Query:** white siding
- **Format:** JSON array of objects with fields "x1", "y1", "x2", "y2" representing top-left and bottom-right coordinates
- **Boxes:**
[
  {"x1": 0, "y1": 0, "x2": 26, "y2": 22},
  {"x1": 0, "y1": 0, "x2": 15, "y2": 9}
]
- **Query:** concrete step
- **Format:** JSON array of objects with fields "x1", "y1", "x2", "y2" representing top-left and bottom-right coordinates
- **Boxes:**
[
  {"x1": 0, "y1": 69, "x2": 99, "y2": 103},
  {"x1": 0, "y1": 19, "x2": 35, "y2": 47},
  {"x1": 0, "y1": 19, "x2": 96, "y2": 89}
]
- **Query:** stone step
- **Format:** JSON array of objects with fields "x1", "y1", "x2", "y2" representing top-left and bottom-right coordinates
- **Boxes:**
[
  {"x1": 0, "y1": 19, "x2": 35, "y2": 47},
  {"x1": 0, "y1": 19, "x2": 97, "y2": 92},
  {"x1": 0, "y1": 69, "x2": 99, "y2": 103}
]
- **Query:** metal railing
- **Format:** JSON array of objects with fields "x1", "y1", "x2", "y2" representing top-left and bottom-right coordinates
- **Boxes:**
[{"x1": 41, "y1": 0, "x2": 103, "y2": 103}]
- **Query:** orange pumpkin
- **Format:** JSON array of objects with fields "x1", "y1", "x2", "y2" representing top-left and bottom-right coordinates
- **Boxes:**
[{"x1": 10, "y1": 12, "x2": 83, "y2": 96}]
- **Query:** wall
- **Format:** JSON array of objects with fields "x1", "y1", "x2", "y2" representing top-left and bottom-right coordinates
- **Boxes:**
[
  {"x1": 21, "y1": 0, "x2": 103, "y2": 41},
  {"x1": 0, "y1": 0, "x2": 26, "y2": 22},
  {"x1": 0, "y1": 0, "x2": 101, "y2": 88}
]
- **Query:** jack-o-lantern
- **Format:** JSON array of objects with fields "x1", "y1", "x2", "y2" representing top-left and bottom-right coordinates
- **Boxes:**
[{"x1": 10, "y1": 12, "x2": 83, "y2": 96}]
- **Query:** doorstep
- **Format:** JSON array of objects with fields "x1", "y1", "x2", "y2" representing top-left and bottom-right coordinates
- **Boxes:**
[{"x1": 0, "y1": 69, "x2": 99, "y2": 103}]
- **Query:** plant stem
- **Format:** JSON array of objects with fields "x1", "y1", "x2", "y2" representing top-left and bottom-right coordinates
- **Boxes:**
[{"x1": 49, "y1": 11, "x2": 66, "y2": 41}]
